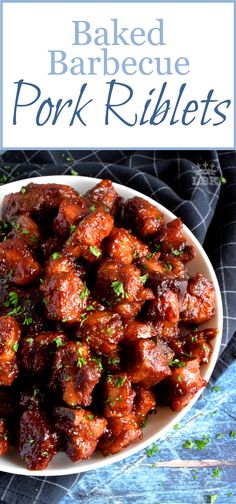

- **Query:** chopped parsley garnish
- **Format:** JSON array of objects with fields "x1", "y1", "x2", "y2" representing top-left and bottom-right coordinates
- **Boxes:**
[
  {"x1": 87, "y1": 305, "x2": 95, "y2": 312},
  {"x1": 111, "y1": 281, "x2": 127, "y2": 298},
  {"x1": 183, "y1": 440, "x2": 195, "y2": 449},
  {"x1": 133, "y1": 250, "x2": 138, "y2": 259},
  {"x1": 115, "y1": 376, "x2": 126, "y2": 387},
  {"x1": 21, "y1": 228, "x2": 30, "y2": 235},
  {"x1": 9, "y1": 291, "x2": 18, "y2": 307},
  {"x1": 220, "y1": 176, "x2": 227, "y2": 185},
  {"x1": 140, "y1": 273, "x2": 149, "y2": 284},
  {"x1": 89, "y1": 205, "x2": 96, "y2": 213},
  {"x1": 53, "y1": 336, "x2": 64, "y2": 348},
  {"x1": 89, "y1": 245, "x2": 101, "y2": 258},
  {"x1": 169, "y1": 359, "x2": 185, "y2": 368},
  {"x1": 173, "y1": 423, "x2": 180, "y2": 430},
  {"x1": 146, "y1": 443, "x2": 159, "y2": 457},
  {"x1": 77, "y1": 357, "x2": 87, "y2": 368},
  {"x1": 70, "y1": 224, "x2": 76, "y2": 234},
  {"x1": 26, "y1": 338, "x2": 34, "y2": 344},
  {"x1": 20, "y1": 187, "x2": 26, "y2": 193},
  {"x1": 154, "y1": 244, "x2": 161, "y2": 252},
  {"x1": 86, "y1": 414, "x2": 94, "y2": 420},
  {"x1": 80, "y1": 313, "x2": 88, "y2": 326},
  {"x1": 212, "y1": 468, "x2": 221, "y2": 478},
  {"x1": 3, "y1": 434, "x2": 8, "y2": 441},
  {"x1": 172, "y1": 249, "x2": 182, "y2": 256},
  {"x1": 230, "y1": 430, "x2": 236, "y2": 438},
  {"x1": 42, "y1": 451, "x2": 49, "y2": 457},
  {"x1": 209, "y1": 494, "x2": 218, "y2": 504},
  {"x1": 212, "y1": 386, "x2": 221, "y2": 392},
  {"x1": 92, "y1": 357, "x2": 103, "y2": 371},
  {"x1": 107, "y1": 357, "x2": 119, "y2": 366},
  {"x1": 80, "y1": 286, "x2": 90, "y2": 300},
  {"x1": 70, "y1": 169, "x2": 78, "y2": 176},
  {"x1": 195, "y1": 435, "x2": 210, "y2": 450},
  {"x1": 62, "y1": 317, "x2": 68, "y2": 323},
  {"x1": 23, "y1": 317, "x2": 33, "y2": 326},
  {"x1": 146, "y1": 252, "x2": 155, "y2": 260},
  {"x1": 107, "y1": 327, "x2": 113, "y2": 336},
  {"x1": 51, "y1": 252, "x2": 62, "y2": 260},
  {"x1": 216, "y1": 433, "x2": 224, "y2": 440},
  {"x1": 12, "y1": 342, "x2": 19, "y2": 352},
  {"x1": 191, "y1": 335, "x2": 198, "y2": 342},
  {"x1": 165, "y1": 261, "x2": 173, "y2": 271}
]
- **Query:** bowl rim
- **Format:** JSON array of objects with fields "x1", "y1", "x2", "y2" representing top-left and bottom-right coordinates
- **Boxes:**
[{"x1": 0, "y1": 175, "x2": 223, "y2": 476}]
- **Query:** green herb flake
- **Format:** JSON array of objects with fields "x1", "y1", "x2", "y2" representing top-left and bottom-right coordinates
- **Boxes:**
[
  {"x1": 209, "y1": 494, "x2": 218, "y2": 504},
  {"x1": 212, "y1": 468, "x2": 221, "y2": 478},
  {"x1": 20, "y1": 187, "x2": 26, "y2": 194},
  {"x1": 227, "y1": 492, "x2": 233, "y2": 497},
  {"x1": 140, "y1": 273, "x2": 149, "y2": 284},
  {"x1": 216, "y1": 433, "x2": 224, "y2": 440},
  {"x1": 146, "y1": 443, "x2": 159, "y2": 457},
  {"x1": 89, "y1": 205, "x2": 96, "y2": 213},
  {"x1": 77, "y1": 357, "x2": 87, "y2": 368},
  {"x1": 42, "y1": 451, "x2": 49, "y2": 457},
  {"x1": 146, "y1": 252, "x2": 154, "y2": 260},
  {"x1": 183, "y1": 440, "x2": 195, "y2": 449},
  {"x1": 154, "y1": 244, "x2": 161, "y2": 252},
  {"x1": 70, "y1": 224, "x2": 76, "y2": 234},
  {"x1": 87, "y1": 305, "x2": 95, "y2": 312},
  {"x1": 169, "y1": 359, "x2": 185, "y2": 368},
  {"x1": 115, "y1": 376, "x2": 126, "y2": 387},
  {"x1": 141, "y1": 418, "x2": 148, "y2": 429},
  {"x1": 21, "y1": 228, "x2": 30, "y2": 235},
  {"x1": 23, "y1": 317, "x2": 33, "y2": 326},
  {"x1": 230, "y1": 430, "x2": 236, "y2": 438},
  {"x1": 54, "y1": 336, "x2": 64, "y2": 348},
  {"x1": 195, "y1": 435, "x2": 210, "y2": 450},
  {"x1": 80, "y1": 285, "x2": 90, "y2": 300},
  {"x1": 12, "y1": 342, "x2": 19, "y2": 352},
  {"x1": 89, "y1": 245, "x2": 101, "y2": 258},
  {"x1": 165, "y1": 261, "x2": 173, "y2": 271},
  {"x1": 80, "y1": 313, "x2": 88, "y2": 326},
  {"x1": 107, "y1": 357, "x2": 119, "y2": 366},
  {"x1": 51, "y1": 252, "x2": 62, "y2": 261},
  {"x1": 173, "y1": 423, "x2": 180, "y2": 430},
  {"x1": 172, "y1": 249, "x2": 182, "y2": 256},
  {"x1": 26, "y1": 338, "x2": 34, "y2": 344},
  {"x1": 212, "y1": 386, "x2": 221, "y2": 392},
  {"x1": 87, "y1": 414, "x2": 94, "y2": 420},
  {"x1": 220, "y1": 176, "x2": 227, "y2": 185},
  {"x1": 111, "y1": 280, "x2": 126, "y2": 298},
  {"x1": 92, "y1": 357, "x2": 103, "y2": 371},
  {"x1": 107, "y1": 327, "x2": 113, "y2": 336},
  {"x1": 9, "y1": 291, "x2": 19, "y2": 307},
  {"x1": 70, "y1": 169, "x2": 78, "y2": 176},
  {"x1": 3, "y1": 434, "x2": 8, "y2": 441}
]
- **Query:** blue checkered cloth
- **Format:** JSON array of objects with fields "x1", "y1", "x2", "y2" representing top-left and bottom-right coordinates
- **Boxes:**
[{"x1": 0, "y1": 149, "x2": 235, "y2": 504}]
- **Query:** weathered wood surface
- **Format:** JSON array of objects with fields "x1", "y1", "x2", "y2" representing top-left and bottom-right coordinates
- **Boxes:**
[{"x1": 61, "y1": 360, "x2": 236, "y2": 504}]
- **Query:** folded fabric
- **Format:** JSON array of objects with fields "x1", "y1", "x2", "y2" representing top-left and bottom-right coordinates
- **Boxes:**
[{"x1": 0, "y1": 149, "x2": 235, "y2": 504}]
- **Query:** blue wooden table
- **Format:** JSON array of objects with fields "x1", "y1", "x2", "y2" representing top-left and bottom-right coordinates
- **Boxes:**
[{"x1": 60, "y1": 360, "x2": 236, "y2": 504}]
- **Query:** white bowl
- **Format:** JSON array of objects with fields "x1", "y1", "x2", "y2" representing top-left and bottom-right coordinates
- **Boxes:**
[{"x1": 0, "y1": 175, "x2": 223, "y2": 476}]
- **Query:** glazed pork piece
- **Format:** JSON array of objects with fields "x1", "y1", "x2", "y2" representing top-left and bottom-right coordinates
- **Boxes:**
[
  {"x1": 0, "y1": 179, "x2": 218, "y2": 470},
  {"x1": 40, "y1": 255, "x2": 88, "y2": 323},
  {"x1": 77, "y1": 310, "x2": 124, "y2": 355},
  {"x1": 54, "y1": 406, "x2": 107, "y2": 462},
  {"x1": 95, "y1": 259, "x2": 154, "y2": 321},
  {"x1": 0, "y1": 238, "x2": 40, "y2": 286},
  {"x1": 0, "y1": 316, "x2": 21, "y2": 386},
  {"x1": 2, "y1": 182, "x2": 80, "y2": 221},
  {"x1": 124, "y1": 196, "x2": 164, "y2": 238},
  {"x1": 64, "y1": 208, "x2": 114, "y2": 262},
  {"x1": 19, "y1": 409, "x2": 59, "y2": 470},
  {"x1": 50, "y1": 342, "x2": 102, "y2": 407}
]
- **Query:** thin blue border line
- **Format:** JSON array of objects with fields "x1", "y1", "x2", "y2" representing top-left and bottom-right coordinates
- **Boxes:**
[{"x1": 1, "y1": 0, "x2": 235, "y2": 150}]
